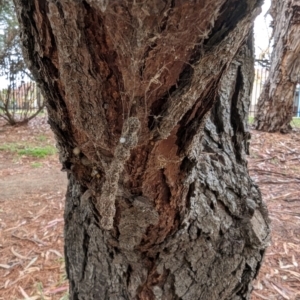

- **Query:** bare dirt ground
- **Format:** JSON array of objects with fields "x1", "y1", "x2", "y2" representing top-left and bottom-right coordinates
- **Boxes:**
[
  {"x1": 0, "y1": 118, "x2": 300, "y2": 300},
  {"x1": 0, "y1": 118, "x2": 68, "y2": 300}
]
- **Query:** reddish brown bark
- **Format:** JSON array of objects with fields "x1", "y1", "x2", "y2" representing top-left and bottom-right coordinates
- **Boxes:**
[{"x1": 14, "y1": 1, "x2": 270, "y2": 299}]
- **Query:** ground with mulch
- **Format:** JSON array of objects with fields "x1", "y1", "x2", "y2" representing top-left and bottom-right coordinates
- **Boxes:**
[
  {"x1": 0, "y1": 118, "x2": 68, "y2": 300},
  {"x1": 0, "y1": 118, "x2": 300, "y2": 300},
  {"x1": 250, "y1": 129, "x2": 300, "y2": 300}
]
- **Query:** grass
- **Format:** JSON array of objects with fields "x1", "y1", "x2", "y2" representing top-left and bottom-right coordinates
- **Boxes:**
[
  {"x1": 248, "y1": 117, "x2": 300, "y2": 128},
  {"x1": 0, "y1": 143, "x2": 19, "y2": 152},
  {"x1": 36, "y1": 135, "x2": 47, "y2": 142},
  {"x1": 60, "y1": 293, "x2": 69, "y2": 300},
  {"x1": 57, "y1": 257, "x2": 69, "y2": 300},
  {"x1": 291, "y1": 117, "x2": 300, "y2": 128},
  {"x1": 0, "y1": 142, "x2": 56, "y2": 158},
  {"x1": 35, "y1": 281, "x2": 46, "y2": 300},
  {"x1": 17, "y1": 146, "x2": 56, "y2": 158},
  {"x1": 30, "y1": 257, "x2": 68, "y2": 300},
  {"x1": 0, "y1": 108, "x2": 46, "y2": 115},
  {"x1": 31, "y1": 162, "x2": 43, "y2": 168},
  {"x1": 33, "y1": 280, "x2": 69, "y2": 300}
]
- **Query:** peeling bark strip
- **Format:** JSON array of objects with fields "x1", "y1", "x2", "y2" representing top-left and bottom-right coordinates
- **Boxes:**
[
  {"x1": 254, "y1": 0, "x2": 300, "y2": 133},
  {"x1": 97, "y1": 117, "x2": 141, "y2": 230},
  {"x1": 14, "y1": 1, "x2": 270, "y2": 299}
]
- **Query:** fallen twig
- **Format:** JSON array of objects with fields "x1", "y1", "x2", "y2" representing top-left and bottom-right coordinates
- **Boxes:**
[
  {"x1": 249, "y1": 169, "x2": 300, "y2": 181},
  {"x1": 11, "y1": 247, "x2": 30, "y2": 260},
  {"x1": 11, "y1": 233, "x2": 47, "y2": 246}
]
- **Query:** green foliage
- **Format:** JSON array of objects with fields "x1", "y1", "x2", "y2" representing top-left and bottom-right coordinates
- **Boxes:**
[
  {"x1": 17, "y1": 146, "x2": 56, "y2": 157},
  {"x1": 0, "y1": 0, "x2": 18, "y2": 47},
  {"x1": 0, "y1": 142, "x2": 56, "y2": 158},
  {"x1": 0, "y1": 1, "x2": 17, "y2": 26},
  {"x1": 0, "y1": 1, "x2": 44, "y2": 126},
  {"x1": 0, "y1": 0, "x2": 21, "y2": 74}
]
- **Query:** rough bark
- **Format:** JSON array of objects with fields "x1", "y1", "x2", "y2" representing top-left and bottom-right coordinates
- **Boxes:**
[
  {"x1": 14, "y1": 1, "x2": 270, "y2": 299},
  {"x1": 254, "y1": 0, "x2": 300, "y2": 133}
]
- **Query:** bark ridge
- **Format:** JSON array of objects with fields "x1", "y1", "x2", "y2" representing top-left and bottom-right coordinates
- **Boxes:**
[{"x1": 13, "y1": 1, "x2": 270, "y2": 299}]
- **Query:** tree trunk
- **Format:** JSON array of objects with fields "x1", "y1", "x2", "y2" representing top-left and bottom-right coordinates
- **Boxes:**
[
  {"x1": 14, "y1": 1, "x2": 270, "y2": 299},
  {"x1": 254, "y1": 0, "x2": 300, "y2": 133}
]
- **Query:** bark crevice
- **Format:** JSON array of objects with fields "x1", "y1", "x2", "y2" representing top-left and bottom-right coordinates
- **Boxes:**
[{"x1": 14, "y1": 1, "x2": 270, "y2": 299}]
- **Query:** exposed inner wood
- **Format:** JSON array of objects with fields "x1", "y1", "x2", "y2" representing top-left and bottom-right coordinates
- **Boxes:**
[{"x1": 14, "y1": 0, "x2": 270, "y2": 299}]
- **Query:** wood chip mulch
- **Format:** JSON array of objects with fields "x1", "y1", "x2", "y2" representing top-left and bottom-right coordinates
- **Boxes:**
[{"x1": 250, "y1": 128, "x2": 300, "y2": 300}]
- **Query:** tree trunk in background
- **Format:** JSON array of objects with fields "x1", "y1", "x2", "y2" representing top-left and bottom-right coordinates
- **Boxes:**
[
  {"x1": 14, "y1": 1, "x2": 270, "y2": 299},
  {"x1": 254, "y1": 0, "x2": 300, "y2": 133}
]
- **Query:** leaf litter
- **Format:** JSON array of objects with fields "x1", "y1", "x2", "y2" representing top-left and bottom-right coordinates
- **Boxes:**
[
  {"x1": 1, "y1": 118, "x2": 300, "y2": 299},
  {"x1": 0, "y1": 117, "x2": 68, "y2": 300},
  {"x1": 250, "y1": 128, "x2": 300, "y2": 300}
]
